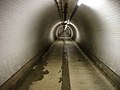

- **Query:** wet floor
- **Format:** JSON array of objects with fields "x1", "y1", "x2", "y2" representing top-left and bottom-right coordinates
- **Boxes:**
[{"x1": 15, "y1": 37, "x2": 116, "y2": 90}]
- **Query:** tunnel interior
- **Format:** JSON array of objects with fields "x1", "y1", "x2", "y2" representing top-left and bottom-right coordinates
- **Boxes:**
[{"x1": 0, "y1": 0, "x2": 120, "y2": 90}]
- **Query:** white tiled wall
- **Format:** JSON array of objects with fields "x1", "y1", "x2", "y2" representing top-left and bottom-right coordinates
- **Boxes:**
[
  {"x1": 0, "y1": 0, "x2": 59, "y2": 85},
  {"x1": 74, "y1": 0, "x2": 120, "y2": 76}
]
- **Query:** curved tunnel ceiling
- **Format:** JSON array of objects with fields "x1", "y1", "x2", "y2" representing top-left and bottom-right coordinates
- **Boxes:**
[{"x1": 0, "y1": 0, "x2": 120, "y2": 86}]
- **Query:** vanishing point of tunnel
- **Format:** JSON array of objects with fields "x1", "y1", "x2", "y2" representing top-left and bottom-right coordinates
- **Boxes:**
[{"x1": 0, "y1": 0, "x2": 120, "y2": 90}]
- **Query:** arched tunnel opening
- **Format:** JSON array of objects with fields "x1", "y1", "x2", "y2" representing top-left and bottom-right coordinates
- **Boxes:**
[
  {"x1": 0, "y1": 0, "x2": 120, "y2": 90},
  {"x1": 53, "y1": 22, "x2": 78, "y2": 40}
]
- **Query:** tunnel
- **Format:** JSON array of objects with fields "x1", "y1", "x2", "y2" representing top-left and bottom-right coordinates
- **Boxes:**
[{"x1": 0, "y1": 0, "x2": 120, "y2": 90}]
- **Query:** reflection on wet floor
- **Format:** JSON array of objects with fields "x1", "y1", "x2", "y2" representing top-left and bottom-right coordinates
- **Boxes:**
[{"x1": 15, "y1": 38, "x2": 116, "y2": 90}]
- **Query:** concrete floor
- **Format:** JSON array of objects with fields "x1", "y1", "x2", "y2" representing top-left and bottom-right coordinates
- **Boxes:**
[{"x1": 15, "y1": 38, "x2": 116, "y2": 90}]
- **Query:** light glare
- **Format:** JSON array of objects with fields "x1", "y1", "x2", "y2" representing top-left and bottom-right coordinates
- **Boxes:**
[
  {"x1": 82, "y1": 0, "x2": 105, "y2": 8},
  {"x1": 77, "y1": 0, "x2": 82, "y2": 6}
]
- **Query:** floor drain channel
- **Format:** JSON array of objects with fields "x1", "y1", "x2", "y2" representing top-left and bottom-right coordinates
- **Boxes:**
[{"x1": 61, "y1": 40, "x2": 71, "y2": 90}]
